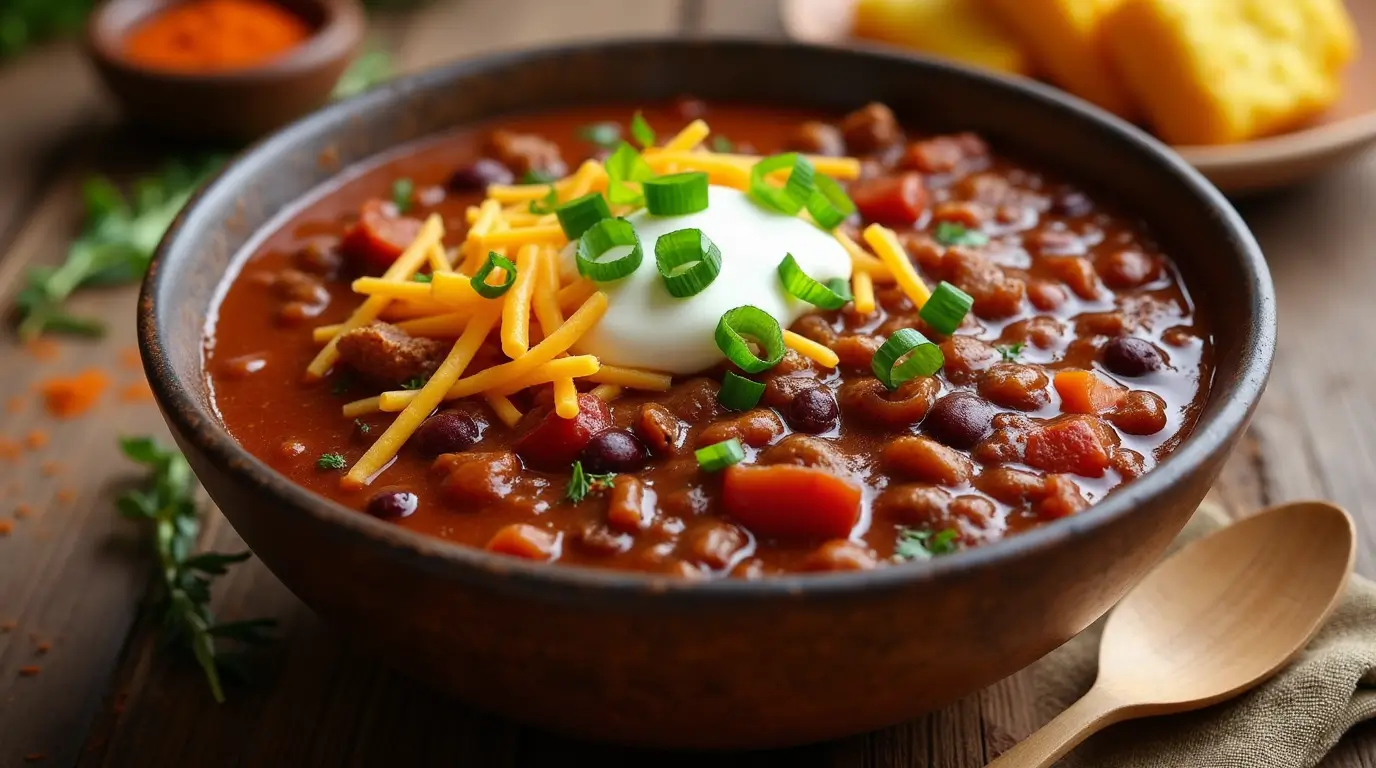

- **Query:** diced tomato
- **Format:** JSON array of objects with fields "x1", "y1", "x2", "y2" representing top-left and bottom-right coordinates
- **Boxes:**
[
  {"x1": 722, "y1": 464, "x2": 862, "y2": 540},
  {"x1": 1054, "y1": 370, "x2": 1126, "y2": 415},
  {"x1": 340, "y1": 199, "x2": 424, "y2": 271},
  {"x1": 1025, "y1": 417, "x2": 1111, "y2": 478},
  {"x1": 514, "y1": 394, "x2": 611, "y2": 470},
  {"x1": 850, "y1": 173, "x2": 929, "y2": 226}
]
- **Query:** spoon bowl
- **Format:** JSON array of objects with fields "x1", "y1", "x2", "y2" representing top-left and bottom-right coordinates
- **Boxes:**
[{"x1": 991, "y1": 501, "x2": 1355, "y2": 767}]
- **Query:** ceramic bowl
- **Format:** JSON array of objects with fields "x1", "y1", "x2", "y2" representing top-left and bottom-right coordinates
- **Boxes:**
[
  {"x1": 86, "y1": 0, "x2": 365, "y2": 142},
  {"x1": 139, "y1": 40, "x2": 1275, "y2": 748}
]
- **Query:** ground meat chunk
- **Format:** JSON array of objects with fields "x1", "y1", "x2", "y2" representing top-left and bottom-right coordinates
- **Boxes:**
[
  {"x1": 336, "y1": 322, "x2": 448, "y2": 387},
  {"x1": 840, "y1": 102, "x2": 901, "y2": 153},
  {"x1": 946, "y1": 247, "x2": 1026, "y2": 319},
  {"x1": 787, "y1": 121, "x2": 846, "y2": 156},
  {"x1": 698, "y1": 409, "x2": 785, "y2": 448},
  {"x1": 899, "y1": 132, "x2": 989, "y2": 175},
  {"x1": 487, "y1": 129, "x2": 568, "y2": 179},
  {"x1": 635, "y1": 403, "x2": 684, "y2": 457}
]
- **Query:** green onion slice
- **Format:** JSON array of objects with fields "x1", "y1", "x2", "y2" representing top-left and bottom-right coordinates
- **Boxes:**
[
  {"x1": 470, "y1": 251, "x2": 518, "y2": 299},
  {"x1": 695, "y1": 438, "x2": 746, "y2": 472},
  {"x1": 631, "y1": 110, "x2": 656, "y2": 148},
  {"x1": 777, "y1": 254, "x2": 850, "y2": 310},
  {"x1": 577, "y1": 218, "x2": 643, "y2": 282},
  {"x1": 871, "y1": 328, "x2": 944, "y2": 390},
  {"x1": 718, "y1": 372, "x2": 765, "y2": 411},
  {"x1": 919, "y1": 281, "x2": 974, "y2": 336},
  {"x1": 528, "y1": 186, "x2": 558, "y2": 214},
  {"x1": 391, "y1": 177, "x2": 414, "y2": 214},
  {"x1": 555, "y1": 192, "x2": 611, "y2": 240},
  {"x1": 715, "y1": 306, "x2": 786, "y2": 374},
  {"x1": 805, "y1": 175, "x2": 856, "y2": 230},
  {"x1": 643, "y1": 172, "x2": 709, "y2": 216},
  {"x1": 749, "y1": 152, "x2": 816, "y2": 215},
  {"x1": 605, "y1": 141, "x2": 655, "y2": 206},
  {"x1": 655, "y1": 228, "x2": 721, "y2": 298}
]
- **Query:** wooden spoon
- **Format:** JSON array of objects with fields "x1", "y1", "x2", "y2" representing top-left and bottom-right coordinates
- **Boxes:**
[{"x1": 988, "y1": 501, "x2": 1355, "y2": 768}]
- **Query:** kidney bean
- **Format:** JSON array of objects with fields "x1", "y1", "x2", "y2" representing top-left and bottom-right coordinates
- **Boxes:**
[
  {"x1": 1102, "y1": 336, "x2": 1164, "y2": 377},
  {"x1": 447, "y1": 158, "x2": 514, "y2": 190},
  {"x1": 413, "y1": 409, "x2": 484, "y2": 457},
  {"x1": 515, "y1": 394, "x2": 612, "y2": 470},
  {"x1": 785, "y1": 387, "x2": 840, "y2": 434},
  {"x1": 923, "y1": 392, "x2": 997, "y2": 449},
  {"x1": 581, "y1": 428, "x2": 647, "y2": 474},
  {"x1": 365, "y1": 490, "x2": 418, "y2": 520}
]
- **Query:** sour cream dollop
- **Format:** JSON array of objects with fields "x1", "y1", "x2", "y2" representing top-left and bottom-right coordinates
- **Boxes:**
[{"x1": 565, "y1": 186, "x2": 852, "y2": 375}]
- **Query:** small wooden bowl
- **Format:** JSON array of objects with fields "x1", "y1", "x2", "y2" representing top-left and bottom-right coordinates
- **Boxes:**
[
  {"x1": 781, "y1": 0, "x2": 1376, "y2": 194},
  {"x1": 86, "y1": 0, "x2": 365, "y2": 143}
]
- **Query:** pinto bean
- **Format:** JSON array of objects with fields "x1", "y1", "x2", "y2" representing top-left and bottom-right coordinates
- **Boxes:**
[
  {"x1": 667, "y1": 377, "x2": 723, "y2": 423},
  {"x1": 840, "y1": 102, "x2": 901, "y2": 153},
  {"x1": 801, "y1": 540, "x2": 878, "y2": 572},
  {"x1": 575, "y1": 521, "x2": 633, "y2": 556},
  {"x1": 1108, "y1": 390, "x2": 1169, "y2": 435},
  {"x1": 487, "y1": 130, "x2": 567, "y2": 178},
  {"x1": 432, "y1": 451, "x2": 520, "y2": 506},
  {"x1": 978, "y1": 363, "x2": 1052, "y2": 411},
  {"x1": 833, "y1": 334, "x2": 884, "y2": 370},
  {"x1": 762, "y1": 374, "x2": 820, "y2": 410},
  {"x1": 697, "y1": 409, "x2": 785, "y2": 448},
  {"x1": 946, "y1": 247, "x2": 1026, "y2": 319},
  {"x1": 976, "y1": 467, "x2": 1048, "y2": 505},
  {"x1": 682, "y1": 521, "x2": 750, "y2": 570},
  {"x1": 1026, "y1": 280, "x2": 1068, "y2": 312},
  {"x1": 1043, "y1": 255, "x2": 1101, "y2": 300},
  {"x1": 950, "y1": 495, "x2": 996, "y2": 529},
  {"x1": 900, "y1": 132, "x2": 989, "y2": 174},
  {"x1": 759, "y1": 434, "x2": 850, "y2": 475},
  {"x1": 791, "y1": 314, "x2": 838, "y2": 346},
  {"x1": 873, "y1": 484, "x2": 952, "y2": 527},
  {"x1": 883, "y1": 436, "x2": 974, "y2": 486},
  {"x1": 940, "y1": 335, "x2": 1000, "y2": 385},
  {"x1": 1098, "y1": 249, "x2": 1160, "y2": 289},
  {"x1": 1001, "y1": 316, "x2": 1066, "y2": 350},
  {"x1": 1037, "y1": 475, "x2": 1089, "y2": 519},
  {"x1": 839, "y1": 376, "x2": 939, "y2": 427}
]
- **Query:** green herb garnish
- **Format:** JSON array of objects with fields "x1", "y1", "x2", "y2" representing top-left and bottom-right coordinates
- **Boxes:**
[
  {"x1": 412, "y1": 273, "x2": 432, "y2": 283},
  {"x1": 521, "y1": 169, "x2": 558, "y2": 185},
  {"x1": 354, "y1": 419, "x2": 371, "y2": 435},
  {"x1": 528, "y1": 186, "x2": 559, "y2": 214},
  {"x1": 603, "y1": 142, "x2": 655, "y2": 206},
  {"x1": 630, "y1": 111, "x2": 656, "y2": 148},
  {"x1": 933, "y1": 221, "x2": 989, "y2": 248},
  {"x1": 116, "y1": 436, "x2": 275, "y2": 703},
  {"x1": 400, "y1": 376, "x2": 427, "y2": 390},
  {"x1": 316, "y1": 453, "x2": 348, "y2": 470},
  {"x1": 565, "y1": 461, "x2": 616, "y2": 503},
  {"x1": 894, "y1": 527, "x2": 961, "y2": 561},
  {"x1": 332, "y1": 49, "x2": 392, "y2": 99},
  {"x1": 578, "y1": 122, "x2": 621, "y2": 148},
  {"x1": 996, "y1": 342, "x2": 1025, "y2": 362},
  {"x1": 391, "y1": 177, "x2": 414, "y2": 214},
  {"x1": 710, "y1": 135, "x2": 734, "y2": 153}
]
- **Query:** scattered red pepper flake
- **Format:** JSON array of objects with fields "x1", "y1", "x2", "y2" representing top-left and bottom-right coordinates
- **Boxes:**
[
  {"x1": 25, "y1": 431, "x2": 48, "y2": 450},
  {"x1": 119, "y1": 346, "x2": 143, "y2": 369},
  {"x1": 6, "y1": 396, "x2": 25, "y2": 414},
  {"x1": 35, "y1": 641, "x2": 51, "y2": 655},
  {"x1": 0, "y1": 520, "x2": 12, "y2": 536},
  {"x1": 119, "y1": 380, "x2": 154, "y2": 403},
  {"x1": 40, "y1": 369, "x2": 110, "y2": 418},
  {"x1": 15, "y1": 504, "x2": 33, "y2": 519},
  {"x1": 56, "y1": 489, "x2": 76, "y2": 503},
  {"x1": 24, "y1": 338, "x2": 60, "y2": 360},
  {"x1": 18, "y1": 665, "x2": 41, "y2": 677},
  {"x1": 40, "y1": 461, "x2": 62, "y2": 477},
  {"x1": 0, "y1": 438, "x2": 22, "y2": 460}
]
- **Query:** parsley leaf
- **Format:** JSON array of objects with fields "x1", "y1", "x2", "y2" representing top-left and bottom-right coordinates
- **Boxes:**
[
  {"x1": 521, "y1": 169, "x2": 557, "y2": 185},
  {"x1": 332, "y1": 49, "x2": 392, "y2": 100},
  {"x1": 933, "y1": 221, "x2": 990, "y2": 248},
  {"x1": 995, "y1": 342, "x2": 1025, "y2": 362},
  {"x1": 604, "y1": 142, "x2": 655, "y2": 206},
  {"x1": 401, "y1": 376, "x2": 427, "y2": 390},
  {"x1": 354, "y1": 419, "x2": 371, "y2": 435},
  {"x1": 710, "y1": 135, "x2": 735, "y2": 153},
  {"x1": 117, "y1": 436, "x2": 274, "y2": 702},
  {"x1": 630, "y1": 111, "x2": 656, "y2": 149},
  {"x1": 894, "y1": 527, "x2": 961, "y2": 561},
  {"x1": 565, "y1": 461, "x2": 616, "y2": 503},
  {"x1": 528, "y1": 186, "x2": 559, "y2": 214},
  {"x1": 578, "y1": 122, "x2": 622, "y2": 148},
  {"x1": 391, "y1": 177, "x2": 414, "y2": 214},
  {"x1": 316, "y1": 453, "x2": 348, "y2": 470}
]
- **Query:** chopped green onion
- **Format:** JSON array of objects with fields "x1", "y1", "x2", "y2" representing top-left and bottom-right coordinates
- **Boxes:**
[
  {"x1": 643, "y1": 172, "x2": 709, "y2": 216},
  {"x1": 715, "y1": 306, "x2": 786, "y2": 374},
  {"x1": 604, "y1": 142, "x2": 655, "y2": 206},
  {"x1": 718, "y1": 372, "x2": 765, "y2": 411},
  {"x1": 934, "y1": 221, "x2": 989, "y2": 247},
  {"x1": 470, "y1": 251, "x2": 518, "y2": 298},
  {"x1": 695, "y1": 438, "x2": 746, "y2": 472},
  {"x1": 871, "y1": 328, "x2": 944, "y2": 390},
  {"x1": 578, "y1": 122, "x2": 621, "y2": 148},
  {"x1": 805, "y1": 175, "x2": 856, "y2": 230},
  {"x1": 919, "y1": 281, "x2": 974, "y2": 335},
  {"x1": 401, "y1": 376, "x2": 427, "y2": 390},
  {"x1": 630, "y1": 111, "x2": 656, "y2": 148},
  {"x1": 777, "y1": 254, "x2": 850, "y2": 310},
  {"x1": 749, "y1": 153, "x2": 816, "y2": 215},
  {"x1": 391, "y1": 177, "x2": 414, "y2": 214},
  {"x1": 655, "y1": 228, "x2": 721, "y2": 298},
  {"x1": 555, "y1": 192, "x2": 611, "y2": 240},
  {"x1": 577, "y1": 218, "x2": 643, "y2": 282},
  {"x1": 826, "y1": 278, "x2": 853, "y2": 302},
  {"x1": 528, "y1": 186, "x2": 559, "y2": 214}
]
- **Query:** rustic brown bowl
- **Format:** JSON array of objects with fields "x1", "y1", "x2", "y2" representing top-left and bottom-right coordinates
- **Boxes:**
[
  {"x1": 86, "y1": 0, "x2": 365, "y2": 142},
  {"x1": 139, "y1": 40, "x2": 1275, "y2": 749}
]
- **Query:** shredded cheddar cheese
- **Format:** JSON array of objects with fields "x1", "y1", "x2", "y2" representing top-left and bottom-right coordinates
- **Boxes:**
[
  {"x1": 585, "y1": 365, "x2": 672, "y2": 392},
  {"x1": 500, "y1": 244, "x2": 540, "y2": 358},
  {"x1": 476, "y1": 225, "x2": 567, "y2": 250},
  {"x1": 552, "y1": 378, "x2": 580, "y2": 419},
  {"x1": 590, "y1": 384, "x2": 623, "y2": 402},
  {"x1": 852, "y1": 269, "x2": 877, "y2": 315},
  {"x1": 485, "y1": 393, "x2": 524, "y2": 427},
  {"x1": 783, "y1": 331, "x2": 840, "y2": 369},
  {"x1": 660, "y1": 119, "x2": 710, "y2": 152},
  {"x1": 864, "y1": 223, "x2": 931, "y2": 309},
  {"x1": 835, "y1": 229, "x2": 895, "y2": 282}
]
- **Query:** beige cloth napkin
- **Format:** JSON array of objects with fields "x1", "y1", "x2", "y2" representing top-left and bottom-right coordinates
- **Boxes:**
[{"x1": 1030, "y1": 503, "x2": 1376, "y2": 768}]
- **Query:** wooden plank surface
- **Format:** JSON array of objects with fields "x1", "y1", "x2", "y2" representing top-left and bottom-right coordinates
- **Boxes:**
[{"x1": 0, "y1": 1, "x2": 1373, "y2": 766}]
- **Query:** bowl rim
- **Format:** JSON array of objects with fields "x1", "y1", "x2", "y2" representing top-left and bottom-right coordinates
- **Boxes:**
[
  {"x1": 86, "y1": 0, "x2": 365, "y2": 84},
  {"x1": 139, "y1": 37, "x2": 1276, "y2": 603}
]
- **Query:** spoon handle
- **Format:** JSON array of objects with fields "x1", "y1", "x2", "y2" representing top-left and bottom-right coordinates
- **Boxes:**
[{"x1": 986, "y1": 686, "x2": 1125, "y2": 768}]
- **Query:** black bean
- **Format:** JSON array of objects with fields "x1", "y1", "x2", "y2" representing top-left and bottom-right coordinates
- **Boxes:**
[
  {"x1": 367, "y1": 491, "x2": 418, "y2": 520},
  {"x1": 1051, "y1": 188, "x2": 1093, "y2": 217},
  {"x1": 581, "y1": 428, "x2": 647, "y2": 474},
  {"x1": 447, "y1": 158, "x2": 513, "y2": 191},
  {"x1": 413, "y1": 409, "x2": 483, "y2": 457},
  {"x1": 784, "y1": 387, "x2": 840, "y2": 434},
  {"x1": 1102, "y1": 337, "x2": 1163, "y2": 378},
  {"x1": 922, "y1": 392, "x2": 996, "y2": 450}
]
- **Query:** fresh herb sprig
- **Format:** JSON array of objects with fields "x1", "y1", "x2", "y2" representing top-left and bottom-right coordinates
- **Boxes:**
[
  {"x1": 565, "y1": 461, "x2": 616, "y2": 503},
  {"x1": 15, "y1": 157, "x2": 222, "y2": 340},
  {"x1": 995, "y1": 342, "x2": 1025, "y2": 362},
  {"x1": 116, "y1": 437, "x2": 275, "y2": 703},
  {"x1": 933, "y1": 221, "x2": 989, "y2": 248},
  {"x1": 894, "y1": 526, "x2": 961, "y2": 561}
]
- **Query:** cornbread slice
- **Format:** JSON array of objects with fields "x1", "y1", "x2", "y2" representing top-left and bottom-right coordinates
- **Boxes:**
[
  {"x1": 1103, "y1": 0, "x2": 1359, "y2": 145},
  {"x1": 982, "y1": 0, "x2": 1135, "y2": 117},
  {"x1": 853, "y1": 0, "x2": 1032, "y2": 76}
]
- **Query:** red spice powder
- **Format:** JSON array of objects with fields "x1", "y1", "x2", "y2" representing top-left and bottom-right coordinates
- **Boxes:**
[
  {"x1": 15, "y1": 504, "x2": 33, "y2": 519},
  {"x1": 6, "y1": 396, "x2": 25, "y2": 414},
  {"x1": 23, "y1": 338, "x2": 60, "y2": 361},
  {"x1": 25, "y1": 431, "x2": 48, "y2": 450},
  {"x1": 18, "y1": 665, "x2": 41, "y2": 677},
  {"x1": 123, "y1": 0, "x2": 312, "y2": 73},
  {"x1": 40, "y1": 461, "x2": 62, "y2": 477},
  {"x1": 56, "y1": 489, "x2": 76, "y2": 503},
  {"x1": 40, "y1": 369, "x2": 110, "y2": 418},
  {"x1": 0, "y1": 520, "x2": 12, "y2": 537},
  {"x1": 119, "y1": 380, "x2": 154, "y2": 403}
]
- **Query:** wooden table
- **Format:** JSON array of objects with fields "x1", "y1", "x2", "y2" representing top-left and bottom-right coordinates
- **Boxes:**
[{"x1": 1, "y1": 2, "x2": 1373, "y2": 765}]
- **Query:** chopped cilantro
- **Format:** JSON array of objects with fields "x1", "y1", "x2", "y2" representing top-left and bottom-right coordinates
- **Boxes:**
[
  {"x1": 528, "y1": 186, "x2": 559, "y2": 214},
  {"x1": 316, "y1": 453, "x2": 347, "y2": 471},
  {"x1": 400, "y1": 377, "x2": 427, "y2": 390},
  {"x1": 565, "y1": 461, "x2": 617, "y2": 503},
  {"x1": 578, "y1": 122, "x2": 622, "y2": 148},
  {"x1": 894, "y1": 527, "x2": 961, "y2": 561},
  {"x1": 934, "y1": 221, "x2": 989, "y2": 248},
  {"x1": 995, "y1": 342, "x2": 1025, "y2": 362},
  {"x1": 630, "y1": 111, "x2": 656, "y2": 149},
  {"x1": 354, "y1": 419, "x2": 371, "y2": 435},
  {"x1": 391, "y1": 177, "x2": 414, "y2": 214}
]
